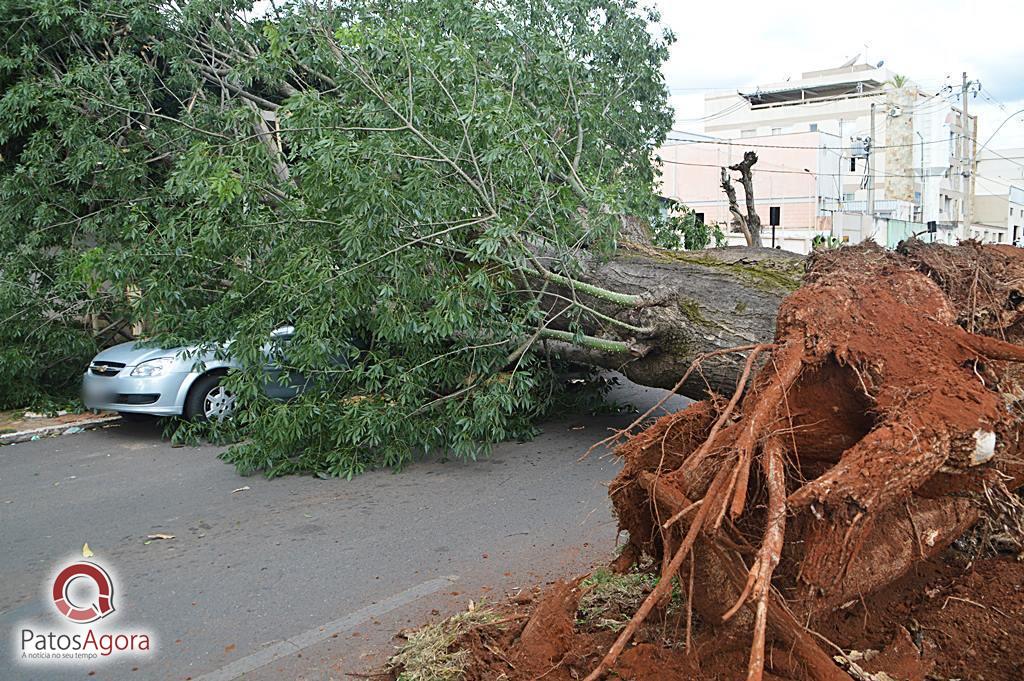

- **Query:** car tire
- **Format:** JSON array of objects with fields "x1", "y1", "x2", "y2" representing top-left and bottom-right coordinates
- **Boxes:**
[{"x1": 184, "y1": 373, "x2": 236, "y2": 422}]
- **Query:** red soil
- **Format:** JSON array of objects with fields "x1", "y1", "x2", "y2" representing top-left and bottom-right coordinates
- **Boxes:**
[{"x1": 440, "y1": 551, "x2": 1024, "y2": 681}]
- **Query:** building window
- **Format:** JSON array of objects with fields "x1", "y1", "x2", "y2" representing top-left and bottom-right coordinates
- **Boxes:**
[
  {"x1": 740, "y1": 129, "x2": 757, "y2": 138},
  {"x1": 843, "y1": 192, "x2": 856, "y2": 203},
  {"x1": 1012, "y1": 207, "x2": 1016, "y2": 216},
  {"x1": 771, "y1": 127, "x2": 782, "y2": 135},
  {"x1": 694, "y1": 212, "x2": 705, "y2": 225}
]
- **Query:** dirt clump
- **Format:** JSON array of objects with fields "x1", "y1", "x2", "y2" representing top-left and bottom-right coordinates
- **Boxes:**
[
  {"x1": 820, "y1": 553, "x2": 1024, "y2": 681},
  {"x1": 388, "y1": 553, "x2": 1024, "y2": 680}
]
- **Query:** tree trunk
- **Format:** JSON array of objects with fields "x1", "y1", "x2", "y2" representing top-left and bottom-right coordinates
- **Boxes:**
[
  {"x1": 731, "y1": 152, "x2": 764, "y2": 246},
  {"x1": 542, "y1": 245, "x2": 804, "y2": 399},
  {"x1": 721, "y1": 168, "x2": 755, "y2": 247},
  {"x1": 719, "y1": 151, "x2": 764, "y2": 248}
]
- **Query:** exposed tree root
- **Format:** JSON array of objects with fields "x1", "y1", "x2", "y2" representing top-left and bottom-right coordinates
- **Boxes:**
[
  {"x1": 595, "y1": 243, "x2": 1024, "y2": 680},
  {"x1": 386, "y1": 242, "x2": 1024, "y2": 681}
]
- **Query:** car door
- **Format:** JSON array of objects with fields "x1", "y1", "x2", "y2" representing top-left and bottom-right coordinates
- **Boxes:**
[{"x1": 261, "y1": 327, "x2": 310, "y2": 401}]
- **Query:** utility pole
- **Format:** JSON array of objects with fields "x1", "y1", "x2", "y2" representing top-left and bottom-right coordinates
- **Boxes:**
[
  {"x1": 867, "y1": 103, "x2": 876, "y2": 220},
  {"x1": 960, "y1": 71, "x2": 982, "y2": 236},
  {"x1": 969, "y1": 120, "x2": 977, "y2": 233},
  {"x1": 916, "y1": 130, "x2": 926, "y2": 228},
  {"x1": 837, "y1": 118, "x2": 844, "y2": 211},
  {"x1": 962, "y1": 71, "x2": 972, "y2": 234}
]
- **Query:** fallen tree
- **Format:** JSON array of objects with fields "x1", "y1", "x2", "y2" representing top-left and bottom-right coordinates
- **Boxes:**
[
  {"x1": 0, "y1": 0, "x2": 808, "y2": 475},
  {"x1": 540, "y1": 244, "x2": 803, "y2": 397},
  {"x1": 388, "y1": 240, "x2": 1024, "y2": 681}
]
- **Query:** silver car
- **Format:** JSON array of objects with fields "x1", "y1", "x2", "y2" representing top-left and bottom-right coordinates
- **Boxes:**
[{"x1": 82, "y1": 327, "x2": 302, "y2": 420}]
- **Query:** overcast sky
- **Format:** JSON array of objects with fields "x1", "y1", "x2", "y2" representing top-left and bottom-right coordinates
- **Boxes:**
[{"x1": 654, "y1": 0, "x2": 1024, "y2": 147}]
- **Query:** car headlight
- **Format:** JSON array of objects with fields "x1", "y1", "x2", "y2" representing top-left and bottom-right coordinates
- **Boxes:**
[{"x1": 130, "y1": 357, "x2": 174, "y2": 377}]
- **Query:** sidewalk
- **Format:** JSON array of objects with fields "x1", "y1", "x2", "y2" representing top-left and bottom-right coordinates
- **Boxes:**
[{"x1": 0, "y1": 409, "x2": 121, "y2": 445}]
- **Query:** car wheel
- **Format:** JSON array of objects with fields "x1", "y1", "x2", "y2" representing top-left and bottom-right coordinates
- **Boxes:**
[{"x1": 184, "y1": 374, "x2": 236, "y2": 422}]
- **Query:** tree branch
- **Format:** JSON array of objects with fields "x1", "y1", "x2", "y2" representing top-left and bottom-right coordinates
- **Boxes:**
[
  {"x1": 526, "y1": 263, "x2": 642, "y2": 307},
  {"x1": 246, "y1": 101, "x2": 291, "y2": 184},
  {"x1": 539, "y1": 329, "x2": 637, "y2": 354}
]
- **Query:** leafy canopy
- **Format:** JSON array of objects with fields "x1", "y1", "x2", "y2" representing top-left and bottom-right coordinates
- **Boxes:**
[{"x1": 0, "y1": 0, "x2": 674, "y2": 475}]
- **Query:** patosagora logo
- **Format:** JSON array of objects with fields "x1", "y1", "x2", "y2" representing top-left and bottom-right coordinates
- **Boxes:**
[
  {"x1": 15, "y1": 555, "x2": 154, "y2": 665},
  {"x1": 51, "y1": 561, "x2": 116, "y2": 624}
]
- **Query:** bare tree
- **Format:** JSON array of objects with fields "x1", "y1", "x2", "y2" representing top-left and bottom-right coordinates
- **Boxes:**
[{"x1": 720, "y1": 151, "x2": 764, "y2": 248}]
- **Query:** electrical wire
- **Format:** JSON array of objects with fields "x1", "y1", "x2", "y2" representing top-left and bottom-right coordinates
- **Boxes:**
[
  {"x1": 975, "y1": 174, "x2": 1015, "y2": 195},
  {"x1": 977, "y1": 108, "x2": 1024, "y2": 155},
  {"x1": 663, "y1": 134, "x2": 956, "y2": 152},
  {"x1": 673, "y1": 100, "x2": 748, "y2": 123},
  {"x1": 658, "y1": 157, "x2": 931, "y2": 179}
]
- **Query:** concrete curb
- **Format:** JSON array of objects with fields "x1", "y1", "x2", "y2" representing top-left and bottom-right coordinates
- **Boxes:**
[{"x1": 0, "y1": 415, "x2": 122, "y2": 446}]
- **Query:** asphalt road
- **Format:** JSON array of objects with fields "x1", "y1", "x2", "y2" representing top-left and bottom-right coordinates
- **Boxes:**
[{"x1": 0, "y1": 380, "x2": 687, "y2": 681}]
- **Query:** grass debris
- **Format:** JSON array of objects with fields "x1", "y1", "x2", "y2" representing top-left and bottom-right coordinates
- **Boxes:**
[
  {"x1": 576, "y1": 567, "x2": 659, "y2": 631},
  {"x1": 388, "y1": 606, "x2": 500, "y2": 681}
]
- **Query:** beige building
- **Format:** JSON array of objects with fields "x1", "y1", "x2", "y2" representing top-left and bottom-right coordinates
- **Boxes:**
[
  {"x1": 662, "y1": 61, "x2": 979, "y2": 249},
  {"x1": 975, "y1": 185, "x2": 1024, "y2": 244},
  {"x1": 976, "y1": 148, "x2": 1024, "y2": 243}
]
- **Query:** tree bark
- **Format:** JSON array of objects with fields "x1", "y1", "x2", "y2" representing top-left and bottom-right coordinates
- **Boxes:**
[{"x1": 542, "y1": 245, "x2": 804, "y2": 400}]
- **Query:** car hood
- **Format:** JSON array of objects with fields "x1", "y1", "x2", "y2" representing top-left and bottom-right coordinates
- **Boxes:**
[{"x1": 90, "y1": 341, "x2": 226, "y2": 369}]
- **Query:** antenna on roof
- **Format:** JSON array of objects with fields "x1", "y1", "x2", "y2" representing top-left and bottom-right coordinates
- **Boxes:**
[
  {"x1": 839, "y1": 54, "x2": 860, "y2": 68},
  {"x1": 876, "y1": 60, "x2": 885, "y2": 68}
]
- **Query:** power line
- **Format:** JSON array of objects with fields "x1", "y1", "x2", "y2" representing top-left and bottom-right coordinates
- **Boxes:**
[
  {"x1": 969, "y1": 135, "x2": 1024, "y2": 173},
  {"x1": 673, "y1": 100, "x2": 747, "y2": 123},
  {"x1": 664, "y1": 134, "x2": 955, "y2": 152},
  {"x1": 979, "y1": 89, "x2": 1009, "y2": 113},
  {"x1": 977, "y1": 108, "x2": 1024, "y2": 153},
  {"x1": 902, "y1": 90, "x2": 961, "y2": 113},
  {"x1": 974, "y1": 174, "x2": 1016, "y2": 195},
  {"x1": 658, "y1": 157, "x2": 928, "y2": 180},
  {"x1": 975, "y1": 173, "x2": 1024, "y2": 194}
]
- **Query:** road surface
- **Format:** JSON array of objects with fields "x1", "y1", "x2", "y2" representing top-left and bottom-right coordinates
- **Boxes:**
[{"x1": 0, "y1": 381, "x2": 687, "y2": 680}]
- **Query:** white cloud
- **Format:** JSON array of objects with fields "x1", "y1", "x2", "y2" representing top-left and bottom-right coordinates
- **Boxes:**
[{"x1": 654, "y1": 0, "x2": 1024, "y2": 147}]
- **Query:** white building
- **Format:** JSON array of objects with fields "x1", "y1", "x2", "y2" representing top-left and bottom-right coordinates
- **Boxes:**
[
  {"x1": 976, "y1": 147, "x2": 1024, "y2": 243},
  {"x1": 669, "y1": 61, "x2": 981, "y2": 247}
]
